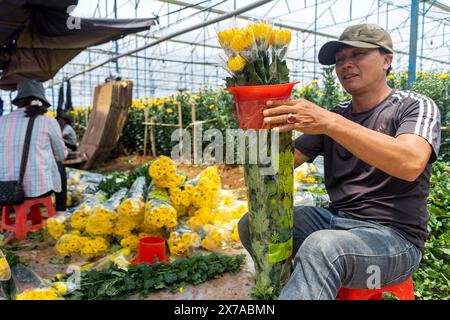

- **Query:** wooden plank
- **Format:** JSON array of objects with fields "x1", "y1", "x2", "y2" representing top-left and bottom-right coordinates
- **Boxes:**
[{"x1": 78, "y1": 80, "x2": 133, "y2": 169}]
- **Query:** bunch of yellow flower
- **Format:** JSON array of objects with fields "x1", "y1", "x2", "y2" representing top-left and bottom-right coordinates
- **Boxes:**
[
  {"x1": 70, "y1": 206, "x2": 92, "y2": 231},
  {"x1": 145, "y1": 202, "x2": 177, "y2": 229},
  {"x1": 145, "y1": 186, "x2": 178, "y2": 229},
  {"x1": 201, "y1": 226, "x2": 227, "y2": 251},
  {"x1": 186, "y1": 207, "x2": 213, "y2": 231},
  {"x1": 45, "y1": 216, "x2": 67, "y2": 241},
  {"x1": 227, "y1": 55, "x2": 247, "y2": 73},
  {"x1": 269, "y1": 29, "x2": 292, "y2": 47},
  {"x1": 78, "y1": 236, "x2": 109, "y2": 259},
  {"x1": 85, "y1": 207, "x2": 117, "y2": 237},
  {"x1": 190, "y1": 166, "x2": 221, "y2": 209},
  {"x1": 55, "y1": 232, "x2": 82, "y2": 256},
  {"x1": 149, "y1": 156, "x2": 186, "y2": 188},
  {"x1": 168, "y1": 231, "x2": 201, "y2": 257},
  {"x1": 0, "y1": 254, "x2": 11, "y2": 280},
  {"x1": 113, "y1": 216, "x2": 138, "y2": 240},
  {"x1": 212, "y1": 203, "x2": 247, "y2": 226},
  {"x1": 117, "y1": 197, "x2": 145, "y2": 220},
  {"x1": 120, "y1": 234, "x2": 139, "y2": 251},
  {"x1": 117, "y1": 177, "x2": 147, "y2": 220},
  {"x1": 169, "y1": 184, "x2": 195, "y2": 217},
  {"x1": 218, "y1": 28, "x2": 238, "y2": 49},
  {"x1": 16, "y1": 288, "x2": 63, "y2": 300},
  {"x1": 218, "y1": 20, "x2": 292, "y2": 86}
]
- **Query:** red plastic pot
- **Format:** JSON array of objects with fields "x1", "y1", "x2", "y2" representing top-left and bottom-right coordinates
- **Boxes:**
[
  {"x1": 131, "y1": 237, "x2": 170, "y2": 265},
  {"x1": 225, "y1": 82, "x2": 299, "y2": 130}
]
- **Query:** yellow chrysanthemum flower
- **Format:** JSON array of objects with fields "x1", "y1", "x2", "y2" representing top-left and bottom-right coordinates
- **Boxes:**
[
  {"x1": 270, "y1": 29, "x2": 291, "y2": 46},
  {"x1": 249, "y1": 20, "x2": 272, "y2": 42},
  {"x1": 227, "y1": 55, "x2": 246, "y2": 73},
  {"x1": 218, "y1": 28, "x2": 238, "y2": 49},
  {"x1": 440, "y1": 73, "x2": 448, "y2": 80},
  {"x1": 0, "y1": 257, "x2": 10, "y2": 280},
  {"x1": 230, "y1": 28, "x2": 254, "y2": 52}
]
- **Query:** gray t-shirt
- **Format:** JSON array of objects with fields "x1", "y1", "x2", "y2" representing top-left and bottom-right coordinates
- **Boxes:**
[{"x1": 295, "y1": 89, "x2": 441, "y2": 253}]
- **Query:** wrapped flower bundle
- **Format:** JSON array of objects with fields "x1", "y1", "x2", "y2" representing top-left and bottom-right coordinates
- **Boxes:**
[
  {"x1": 45, "y1": 191, "x2": 108, "y2": 241},
  {"x1": 0, "y1": 250, "x2": 11, "y2": 281},
  {"x1": 167, "y1": 224, "x2": 201, "y2": 257},
  {"x1": 85, "y1": 188, "x2": 128, "y2": 237},
  {"x1": 117, "y1": 177, "x2": 147, "y2": 220},
  {"x1": 217, "y1": 20, "x2": 295, "y2": 299},
  {"x1": 218, "y1": 20, "x2": 291, "y2": 87},
  {"x1": 144, "y1": 184, "x2": 178, "y2": 229},
  {"x1": 149, "y1": 156, "x2": 186, "y2": 189}
]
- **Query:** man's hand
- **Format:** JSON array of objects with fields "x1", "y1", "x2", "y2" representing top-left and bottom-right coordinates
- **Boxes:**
[{"x1": 262, "y1": 99, "x2": 338, "y2": 134}]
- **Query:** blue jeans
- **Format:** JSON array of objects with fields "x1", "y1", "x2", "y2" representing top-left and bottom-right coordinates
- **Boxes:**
[{"x1": 237, "y1": 206, "x2": 422, "y2": 300}]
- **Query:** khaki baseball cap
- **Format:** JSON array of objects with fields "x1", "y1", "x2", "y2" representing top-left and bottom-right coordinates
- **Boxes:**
[{"x1": 318, "y1": 23, "x2": 394, "y2": 65}]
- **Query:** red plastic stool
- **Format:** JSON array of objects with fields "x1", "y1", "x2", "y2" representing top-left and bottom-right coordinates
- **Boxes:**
[
  {"x1": 338, "y1": 277, "x2": 415, "y2": 300},
  {"x1": 1, "y1": 196, "x2": 55, "y2": 240}
]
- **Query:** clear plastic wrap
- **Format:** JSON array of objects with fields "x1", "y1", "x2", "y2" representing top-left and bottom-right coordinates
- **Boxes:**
[
  {"x1": 188, "y1": 166, "x2": 221, "y2": 210},
  {"x1": 80, "y1": 248, "x2": 132, "y2": 271},
  {"x1": 144, "y1": 184, "x2": 178, "y2": 229},
  {"x1": 66, "y1": 168, "x2": 104, "y2": 185},
  {"x1": 0, "y1": 250, "x2": 11, "y2": 281},
  {"x1": 201, "y1": 224, "x2": 231, "y2": 252},
  {"x1": 85, "y1": 188, "x2": 127, "y2": 237},
  {"x1": 11, "y1": 265, "x2": 63, "y2": 300},
  {"x1": 167, "y1": 223, "x2": 201, "y2": 257},
  {"x1": 117, "y1": 177, "x2": 147, "y2": 221},
  {"x1": 56, "y1": 231, "x2": 110, "y2": 260},
  {"x1": 45, "y1": 191, "x2": 107, "y2": 240}
]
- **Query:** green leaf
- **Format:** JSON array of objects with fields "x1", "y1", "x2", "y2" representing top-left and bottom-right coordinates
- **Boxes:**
[{"x1": 48, "y1": 256, "x2": 71, "y2": 264}]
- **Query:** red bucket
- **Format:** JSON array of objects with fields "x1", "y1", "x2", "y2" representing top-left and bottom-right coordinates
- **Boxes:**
[
  {"x1": 225, "y1": 82, "x2": 299, "y2": 130},
  {"x1": 131, "y1": 237, "x2": 170, "y2": 265}
]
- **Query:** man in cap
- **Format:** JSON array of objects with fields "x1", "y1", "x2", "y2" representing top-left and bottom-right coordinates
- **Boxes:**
[
  {"x1": 238, "y1": 24, "x2": 441, "y2": 299},
  {"x1": 56, "y1": 111, "x2": 78, "y2": 151}
]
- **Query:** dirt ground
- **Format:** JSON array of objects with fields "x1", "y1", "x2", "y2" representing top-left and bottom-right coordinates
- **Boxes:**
[
  {"x1": 2, "y1": 154, "x2": 255, "y2": 300},
  {"x1": 92, "y1": 154, "x2": 248, "y2": 197}
]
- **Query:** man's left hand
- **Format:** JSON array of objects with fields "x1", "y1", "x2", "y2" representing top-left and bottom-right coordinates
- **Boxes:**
[{"x1": 263, "y1": 99, "x2": 337, "y2": 135}]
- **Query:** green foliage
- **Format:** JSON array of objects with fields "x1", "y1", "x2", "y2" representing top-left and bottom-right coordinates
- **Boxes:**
[
  {"x1": 226, "y1": 51, "x2": 290, "y2": 87},
  {"x1": 97, "y1": 163, "x2": 151, "y2": 198},
  {"x1": 68, "y1": 106, "x2": 92, "y2": 141},
  {"x1": 117, "y1": 87, "x2": 237, "y2": 157},
  {"x1": 244, "y1": 132, "x2": 293, "y2": 300},
  {"x1": 414, "y1": 162, "x2": 450, "y2": 300},
  {"x1": 319, "y1": 66, "x2": 349, "y2": 109},
  {"x1": 65, "y1": 253, "x2": 245, "y2": 300},
  {"x1": 388, "y1": 71, "x2": 450, "y2": 163}
]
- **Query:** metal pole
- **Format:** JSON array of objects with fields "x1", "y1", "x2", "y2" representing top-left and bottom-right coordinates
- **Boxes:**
[
  {"x1": 408, "y1": 0, "x2": 420, "y2": 88},
  {"x1": 114, "y1": 0, "x2": 120, "y2": 74},
  {"x1": 135, "y1": 0, "x2": 140, "y2": 98},
  {"x1": 313, "y1": 0, "x2": 318, "y2": 80},
  {"x1": 420, "y1": 0, "x2": 425, "y2": 70},
  {"x1": 65, "y1": 0, "x2": 273, "y2": 81}
]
